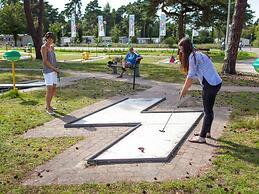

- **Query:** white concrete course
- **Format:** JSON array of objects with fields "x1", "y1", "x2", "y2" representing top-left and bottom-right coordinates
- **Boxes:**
[
  {"x1": 66, "y1": 98, "x2": 203, "y2": 164},
  {"x1": 0, "y1": 81, "x2": 45, "y2": 89}
]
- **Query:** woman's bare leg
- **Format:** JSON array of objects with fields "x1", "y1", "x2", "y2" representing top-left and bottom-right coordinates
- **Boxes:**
[{"x1": 46, "y1": 85, "x2": 53, "y2": 110}]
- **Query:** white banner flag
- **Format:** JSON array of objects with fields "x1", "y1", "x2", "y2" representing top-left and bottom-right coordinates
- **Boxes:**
[
  {"x1": 71, "y1": 12, "x2": 76, "y2": 38},
  {"x1": 98, "y1": 15, "x2": 105, "y2": 37},
  {"x1": 129, "y1": 15, "x2": 135, "y2": 37},
  {"x1": 159, "y1": 13, "x2": 166, "y2": 37}
]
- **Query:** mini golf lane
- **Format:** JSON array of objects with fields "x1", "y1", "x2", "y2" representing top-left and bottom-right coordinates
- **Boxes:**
[
  {"x1": 0, "y1": 80, "x2": 45, "y2": 89},
  {"x1": 65, "y1": 98, "x2": 203, "y2": 164}
]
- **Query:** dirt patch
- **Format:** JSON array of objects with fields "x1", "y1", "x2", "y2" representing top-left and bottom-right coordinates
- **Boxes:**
[
  {"x1": 221, "y1": 72, "x2": 259, "y2": 87},
  {"x1": 232, "y1": 128, "x2": 250, "y2": 133}
]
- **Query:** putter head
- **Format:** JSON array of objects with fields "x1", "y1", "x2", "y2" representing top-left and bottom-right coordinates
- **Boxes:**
[{"x1": 159, "y1": 129, "x2": 165, "y2": 132}]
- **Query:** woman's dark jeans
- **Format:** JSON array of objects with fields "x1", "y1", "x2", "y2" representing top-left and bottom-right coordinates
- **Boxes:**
[{"x1": 200, "y1": 78, "x2": 221, "y2": 138}]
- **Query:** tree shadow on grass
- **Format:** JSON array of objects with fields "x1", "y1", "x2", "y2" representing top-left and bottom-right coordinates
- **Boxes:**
[
  {"x1": 209, "y1": 138, "x2": 259, "y2": 166},
  {"x1": 19, "y1": 96, "x2": 39, "y2": 106}
]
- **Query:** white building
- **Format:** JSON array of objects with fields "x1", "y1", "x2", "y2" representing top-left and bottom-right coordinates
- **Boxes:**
[
  {"x1": 0, "y1": 34, "x2": 32, "y2": 47},
  {"x1": 240, "y1": 38, "x2": 250, "y2": 46},
  {"x1": 137, "y1": 37, "x2": 160, "y2": 44}
]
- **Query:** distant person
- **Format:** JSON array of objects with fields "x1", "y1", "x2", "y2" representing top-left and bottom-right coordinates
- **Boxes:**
[
  {"x1": 221, "y1": 41, "x2": 225, "y2": 51},
  {"x1": 117, "y1": 47, "x2": 143, "y2": 78},
  {"x1": 41, "y1": 32, "x2": 59, "y2": 115},
  {"x1": 239, "y1": 41, "x2": 243, "y2": 50},
  {"x1": 178, "y1": 37, "x2": 222, "y2": 144}
]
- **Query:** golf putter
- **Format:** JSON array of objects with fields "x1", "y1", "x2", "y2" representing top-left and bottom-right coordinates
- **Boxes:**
[
  {"x1": 57, "y1": 69, "x2": 61, "y2": 94},
  {"x1": 159, "y1": 99, "x2": 181, "y2": 133}
]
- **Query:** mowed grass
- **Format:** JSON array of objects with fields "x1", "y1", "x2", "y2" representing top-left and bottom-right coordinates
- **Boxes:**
[
  {"x1": 0, "y1": 70, "x2": 71, "y2": 86},
  {"x1": 0, "y1": 54, "x2": 258, "y2": 193},
  {"x1": 0, "y1": 70, "x2": 43, "y2": 83},
  {"x1": 0, "y1": 78, "x2": 147, "y2": 193},
  {"x1": 1, "y1": 91, "x2": 258, "y2": 193},
  {"x1": 0, "y1": 51, "x2": 258, "y2": 87},
  {"x1": 55, "y1": 52, "x2": 101, "y2": 61}
]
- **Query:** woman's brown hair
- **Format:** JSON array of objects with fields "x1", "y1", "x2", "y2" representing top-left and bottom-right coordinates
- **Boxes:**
[
  {"x1": 44, "y1": 32, "x2": 54, "y2": 42},
  {"x1": 178, "y1": 37, "x2": 196, "y2": 73}
]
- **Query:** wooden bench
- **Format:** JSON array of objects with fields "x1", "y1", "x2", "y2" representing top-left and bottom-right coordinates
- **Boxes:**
[
  {"x1": 23, "y1": 46, "x2": 32, "y2": 53},
  {"x1": 107, "y1": 62, "x2": 120, "y2": 74},
  {"x1": 107, "y1": 58, "x2": 141, "y2": 77}
]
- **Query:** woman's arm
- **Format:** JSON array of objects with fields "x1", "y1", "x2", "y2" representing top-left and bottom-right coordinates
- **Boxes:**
[
  {"x1": 41, "y1": 46, "x2": 59, "y2": 72},
  {"x1": 136, "y1": 55, "x2": 143, "y2": 60},
  {"x1": 179, "y1": 53, "x2": 197, "y2": 99},
  {"x1": 180, "y1": 77, "x2": 193, "y2": 99}
]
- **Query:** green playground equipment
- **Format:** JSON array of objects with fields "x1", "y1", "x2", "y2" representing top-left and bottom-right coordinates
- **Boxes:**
[
  {"x1": 3, "y1": 50, "x2": 21, "y2": 90},
  {"x1": 252, "y1": 58, "x2": 259, "y2": 73}
]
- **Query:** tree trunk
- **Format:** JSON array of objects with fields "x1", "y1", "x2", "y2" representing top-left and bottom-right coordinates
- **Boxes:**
[
  {"x1": 13, "y1": 34, "x2": 18, "y2": 47},
  {"x1": 178, "y1": 12, "x2": 185, "y2": 41},
  {"x1": 23, "y1": 0, "x2": 44, "y2": 59},
  {"x1": 143, "y1": 21, "x2": 146, "y2": 37},
  {"x1": 222, "y1": 0, "x2": 247, "y2": 74}
]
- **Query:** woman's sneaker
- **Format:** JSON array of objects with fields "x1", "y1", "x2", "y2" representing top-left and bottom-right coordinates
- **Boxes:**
[
  {"x1": 46, "y1": 108, "x2": 55, "y2": 115},
  {"x1": 50, "y1": 106, "x2": 57, "y2": 111},
  {"x1": 189, "y1": 136, "x2": 206, "y2": 144},
  {"x1": 194, "y1": 132, "x2": 211, "y2": 138}
]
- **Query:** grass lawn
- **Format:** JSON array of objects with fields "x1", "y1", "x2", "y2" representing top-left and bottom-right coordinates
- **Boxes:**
[
  {"x1": 0, "y1": 78, "x2": 147, "y2": 193},
  {"x1": 0, "y1": 89, "x2": 258, "y2": 193},
  {"x1": 0, "y1": 70, "x2": 71, "y2": 86},
  {"x1": 55, "y1": 52, "x2": 102, "y2": 61},
  {"x1": 0, "y1": 51, "x2": 258, "y2": 87},
  {"x1": 0, "y1": 50, "x2": 258, "y2": 193},
  {"x1": 0, "y1": 70, "x2": 43, "y2": 84}
]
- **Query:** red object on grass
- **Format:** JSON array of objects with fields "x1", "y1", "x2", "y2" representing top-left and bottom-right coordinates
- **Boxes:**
[{"x1": 170, "y1": 56, "x2": 175, "y2": 63}]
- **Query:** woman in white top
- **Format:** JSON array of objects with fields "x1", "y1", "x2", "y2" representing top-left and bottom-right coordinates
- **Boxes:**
[
  {"x1": 41, "y1": 32, "x2": 59, "y2": 115},
  {"x1": 179, "y1": 38, "x2": 222, "y2": 143}
]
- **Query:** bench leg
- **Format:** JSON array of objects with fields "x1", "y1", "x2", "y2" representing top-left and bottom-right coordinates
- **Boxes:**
[
  {"x1": 135, "y1": 66, "x2": 140, "y2": 77},
  {"x1": 112, "y1": 66, "x2": 117, "y2": 74}
]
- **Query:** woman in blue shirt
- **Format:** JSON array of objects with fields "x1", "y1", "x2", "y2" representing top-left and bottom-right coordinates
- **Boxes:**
[{"x1": 179, "y1": 38, "x2": 222, "y2": 143}]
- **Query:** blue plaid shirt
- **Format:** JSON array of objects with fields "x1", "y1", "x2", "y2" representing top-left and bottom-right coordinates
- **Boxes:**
[{"x1": 187, "y1": 51, "x2": 222, "y2": 86}]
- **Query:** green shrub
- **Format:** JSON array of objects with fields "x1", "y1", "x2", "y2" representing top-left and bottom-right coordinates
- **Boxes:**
[{"x1": 163, "y1": 37, "x2": 177, "y2": 48}]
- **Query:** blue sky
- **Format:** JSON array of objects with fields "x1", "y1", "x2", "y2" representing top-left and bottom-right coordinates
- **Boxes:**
[
  {"x1": 47, "y1": 0, "x2": 259, "y2": 22},
  {"x1": 248, "y1": 0, "x2": 259, "y2": 22}
]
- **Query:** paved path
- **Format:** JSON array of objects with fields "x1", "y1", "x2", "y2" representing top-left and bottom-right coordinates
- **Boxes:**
[
  {"x1": 22, "y1": 77, "x2": 229, "y2": 185},
  {"x1": 20, "y1": 70, "x2": 259, "y2": 186},
  {"x1": 12, "y1": 70, "x2": 259, "y2": 94},
  {"x1": 237, "y1": 47, "x2": 259, "y2": 74},
  {"x1": 23, "y1": 107, "x2": 229, "y2": 185},
  {"x1": 1, "y1": 50, "x2": 258, "y2": 185}
]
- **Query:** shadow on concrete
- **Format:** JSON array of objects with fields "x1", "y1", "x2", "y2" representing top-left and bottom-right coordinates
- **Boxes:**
[
  {"x1": 53, "y1": 111, "x2": 77, "y2": 122},
  {"x1": 53, "y1": 111, "x2": 98, "y2": 132}
]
